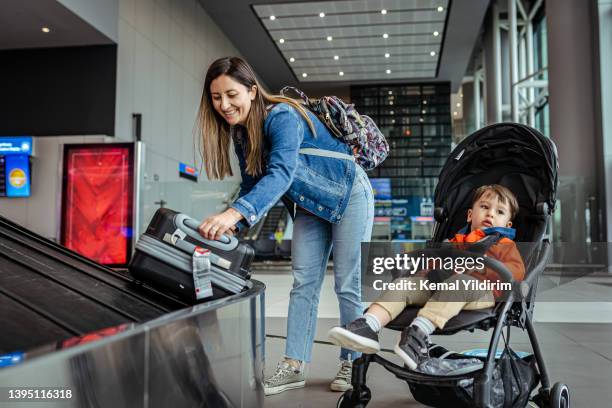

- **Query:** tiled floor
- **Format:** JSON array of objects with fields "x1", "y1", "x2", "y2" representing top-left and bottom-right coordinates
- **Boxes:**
[{"x1": 255, "y1": 268, "x2": 612, "y2": 407}]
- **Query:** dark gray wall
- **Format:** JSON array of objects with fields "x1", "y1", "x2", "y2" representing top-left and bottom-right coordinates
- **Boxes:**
[{"x1": 0, "y1": 45, "x2": 117, "y2": 136}]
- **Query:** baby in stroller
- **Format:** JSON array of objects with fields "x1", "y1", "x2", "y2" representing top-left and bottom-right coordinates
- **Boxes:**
[{"x1": 328, "y1": 184, "x2": 525, "y2": 370}]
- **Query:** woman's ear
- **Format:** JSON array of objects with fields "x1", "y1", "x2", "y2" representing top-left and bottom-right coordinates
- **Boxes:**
[
  {"x1": 249, "y1": 85, "x2": 257, "y2": 101},
  {"x1": 466, "y1": 209, "x2": 472, "y2": 223}
]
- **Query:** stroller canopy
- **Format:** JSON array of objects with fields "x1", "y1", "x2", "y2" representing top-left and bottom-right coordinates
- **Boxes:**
[{"x1": 432, "y1": 123, "x2": 558, "y2": 243}]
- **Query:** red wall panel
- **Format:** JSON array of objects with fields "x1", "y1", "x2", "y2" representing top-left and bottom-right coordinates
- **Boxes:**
[{"x1": 61, "y1": 144, "x2": 133, "y2": 265}]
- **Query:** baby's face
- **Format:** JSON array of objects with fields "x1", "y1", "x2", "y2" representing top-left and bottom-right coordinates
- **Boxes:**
[{"x1": 467, "y1": 192, "x2": 513, "y2": 231}]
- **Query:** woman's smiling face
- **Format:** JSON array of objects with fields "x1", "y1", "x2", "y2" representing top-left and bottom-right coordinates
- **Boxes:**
[{"x1": 209, "y1": 74, "x2": 256, "y2": 126}]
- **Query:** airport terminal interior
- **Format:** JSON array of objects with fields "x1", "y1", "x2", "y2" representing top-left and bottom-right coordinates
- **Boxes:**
[{"x1": 1, "y1": 0, "x2": 612, "y2": 407}]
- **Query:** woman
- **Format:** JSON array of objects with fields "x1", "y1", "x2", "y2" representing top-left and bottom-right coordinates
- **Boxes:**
[{"x1": 196, "y1": 57, "x2": 374, "y2": 396}]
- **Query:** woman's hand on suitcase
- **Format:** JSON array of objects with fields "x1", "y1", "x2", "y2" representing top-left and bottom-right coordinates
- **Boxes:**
[{"x1": 198, "y1": 208, "x2": 243, "y2": 241}]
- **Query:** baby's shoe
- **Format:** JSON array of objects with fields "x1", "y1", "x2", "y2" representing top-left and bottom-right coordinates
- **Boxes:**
[
  {"x1": 394, "y1": 326, "x2": 429, "y2": 370},
  {"x1": 328, "y1": 318, "x2": 381, "y2": 354}
]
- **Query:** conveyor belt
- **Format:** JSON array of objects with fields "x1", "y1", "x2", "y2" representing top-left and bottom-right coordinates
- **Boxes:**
[{"x1": 0, "y1": 215, "x2": 188, "y2": 353}]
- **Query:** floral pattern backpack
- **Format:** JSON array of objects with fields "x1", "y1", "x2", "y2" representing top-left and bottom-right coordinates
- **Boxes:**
[{"x1": 280, "y1": 86, "x2": 389, "y2": 171}]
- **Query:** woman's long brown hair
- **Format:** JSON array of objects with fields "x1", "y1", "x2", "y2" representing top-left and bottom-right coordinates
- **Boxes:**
[{"x1": 195, "y1": 57, "x2": 314, "y2": 180}]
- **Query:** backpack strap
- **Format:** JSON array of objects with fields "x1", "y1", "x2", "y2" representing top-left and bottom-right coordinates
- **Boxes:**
[{"x1": 298, "y1": 148, "x2": 354, "y2": 162}]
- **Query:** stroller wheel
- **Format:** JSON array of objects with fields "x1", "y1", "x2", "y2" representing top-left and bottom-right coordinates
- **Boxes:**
[
  {"x1": 336, "y1": 388, "x2": 370, "y2": 408},
  {"x1": 549, "y1": 383, "x2": 570, "y2": 408}
]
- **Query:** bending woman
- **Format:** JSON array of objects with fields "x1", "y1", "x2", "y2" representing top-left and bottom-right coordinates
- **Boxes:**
[{"x1": 196, "y1": 57, "x2": 374, "y2": 396}]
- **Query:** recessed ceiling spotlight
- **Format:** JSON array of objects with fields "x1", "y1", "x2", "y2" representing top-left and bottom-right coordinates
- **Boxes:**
[
  {"x1": 423, "y1": 100, "x2": 428, "y2": 105},
  {"x1": 381, "y1": 9, "x2": 387, "y2": 14},
  {"x1": 430, "y1": 51, "x2": 436, "y2": 56},
  {"x1": 388, "y1": 90, "x2": 393, "y2": 95},
  {"x1": 302, "y1": 73, "x2": 308, "y2": 77},
  {"x1": 422, "y1": 110, "x2": 427, "y2": 114},
  {"x1": 384, "y1": 53, "x2": 390, "y2": 58},
  {"x1": 386, "y1": 69, "x2": 391, "y2": 74},
  {"x1": 389, "y1": 101, "x2": 394, "y2": 105},
  {"x1": 419, "y1": 117, "x2": 424, "y2": 122},
  {"x1": 339, "y1": 71, "x2": 344, "y2": 76},
  {"x1": 383, "y1": 33, "x2": 389, "y2": 39},
  {"x1": 456, "y1": 102, "x2": 461, "y2": 107},
  {"x1": 390, "y1": 110, "x2": 395, "y2": 115},
  {"x1": 290, "y1": 57, "x2": 295, "y2": 62},
  {"x1": 437, "y1": 6, "x2": 444, "y2": 12},
  {"x1": 41, "y1": 27, "x2": 51, "y2": 33},
  {"x1": 334, "y1": 55, "x2": 339, "y2": 60},
  {"x1": 454, "y1": 111, "x2": 458, "y2": 116},
  {"x1": 269, "y1": 15, "x2": 276, "y2": 20},
  {"x1": 433, "y1": 31, "x2": 439, "y2": 36},
  {"x1": 391, "y1": 119, "x2": 396, "y2": 124},
  {"x1": 279, "y1": 38, "x2": 285, "y2": 44},
  {"x1": 319, "y1": 12, "x2": 325, "y2": 17},
  {"x1": 327, "y1": 36, "x2": 333, "y2": 41}
]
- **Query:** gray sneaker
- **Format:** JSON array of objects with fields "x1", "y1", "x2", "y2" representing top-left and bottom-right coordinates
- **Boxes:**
[
  {"x1": 330, "y1": 359, "x2": 353, "y2": 392},
  {"x1": 264, "y1": 361, "x2": 306, "y2": 396}
]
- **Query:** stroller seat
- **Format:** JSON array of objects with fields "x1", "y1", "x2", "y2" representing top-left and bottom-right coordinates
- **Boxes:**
[
  {"x1": 337, "y1": 123, "x2": 569, "y2": 408},
  {"x1": 387, "y1": 305, "x2": 499, "y2": 335}
]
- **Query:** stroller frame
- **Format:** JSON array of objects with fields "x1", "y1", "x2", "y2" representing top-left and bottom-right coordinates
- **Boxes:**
[
  {"x1": 339, "y1": 242, "x2": 554, "y2": 408},
  {"x1": 338, "y1": 123, "x2": 567, "y2": 408}
]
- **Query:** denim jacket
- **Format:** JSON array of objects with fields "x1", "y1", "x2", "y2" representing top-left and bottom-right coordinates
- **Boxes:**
[{"x1": 230, "y1": 103, "x2": 356, "y2": 227}]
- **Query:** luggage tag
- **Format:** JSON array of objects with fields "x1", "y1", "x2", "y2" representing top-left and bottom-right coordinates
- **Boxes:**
[{"x1": 192, "y1": 247, "x2": 213, "y2": 299}]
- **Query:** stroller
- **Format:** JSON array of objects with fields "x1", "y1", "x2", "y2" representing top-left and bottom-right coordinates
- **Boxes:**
[{"x1": 338, "y1": 123, "x2": 568, "y2": 408}]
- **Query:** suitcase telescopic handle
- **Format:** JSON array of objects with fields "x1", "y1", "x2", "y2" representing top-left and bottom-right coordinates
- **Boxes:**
[{"x1": 182, "y1": 217, "x2": 233, "y2": 245}]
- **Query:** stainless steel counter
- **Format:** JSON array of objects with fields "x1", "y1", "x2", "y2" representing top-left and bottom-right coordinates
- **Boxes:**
[{"x1": 0, "y1": 280, "x2": 266, "y2": 408}]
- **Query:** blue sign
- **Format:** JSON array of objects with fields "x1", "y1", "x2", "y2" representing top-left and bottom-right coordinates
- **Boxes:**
[
  {"x1": 370, "y1": 178, "x2": 391, "y2": 200},
  {"x1": 5, "y1": 154, "x2": 30, "y2": 197},
  {"x1": 178, "y1": 162, "x2": 199, "y2": 182},
  {"x1": 0, "y1": 137, "x2": 33, "y2": 156},
  {"x1": 0, "y1": 352, "x2": 24, "y2": 368}
]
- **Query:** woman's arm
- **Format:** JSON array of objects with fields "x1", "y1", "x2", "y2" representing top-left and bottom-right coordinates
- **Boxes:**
[
  {"x1": 230, "y1": 104, "x2": 304, "y2": 226},
  {"x1": 198, "y1": 104, "x2": 304, "y2": 240}
]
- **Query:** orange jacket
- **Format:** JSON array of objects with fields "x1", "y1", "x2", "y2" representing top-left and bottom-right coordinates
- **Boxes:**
[{"x1": 450, "y1": 229, "x2": 525, "y2": 297}]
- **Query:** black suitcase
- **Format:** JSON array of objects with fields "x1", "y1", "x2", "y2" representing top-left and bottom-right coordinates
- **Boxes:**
[{"x1": 129, "y1": 208, "x2": 255, "y2": 303}]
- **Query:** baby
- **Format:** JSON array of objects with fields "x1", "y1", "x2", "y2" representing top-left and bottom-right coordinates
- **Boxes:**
[{"x1": 328, "y1": 184, "x2": 525, "y2": 369}]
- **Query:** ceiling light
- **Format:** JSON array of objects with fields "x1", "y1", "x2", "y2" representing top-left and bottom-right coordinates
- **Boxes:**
[
  {"x1": 460, "y1": 93, "x2": 463, "y2": 98},
  {"x1": 381, "y1": 9, "x2": 387, "y2": 14},
  {"x1": 456, "y1": 102, "x2": 461, "y2": 107},
  {"x1": 386, "y1": 69, "x2": 391, "y2": 74},
  {"x1": 437, "y1": 6, "x2": 444, "y2": 12},
  {"x1": 334, "y1": 55, "x2": 339, "y2": 60},
  {"x1": 430, "y1": 51, "x2": 436, "y2": 56},
  {"x1": 422, "y1": 110, "x2": 427, "y2": 114},
  {"x1": 41, "y1": 27, "x2": 51, "y2": 33},
  {"x1": 383, "y1": 33, "x2": 389, "y2": 39},
  {"x1": 419, "y1": 118, "x2": 424, "y2": 122},
  {"x1": 290, "y1": 57, "x2": 295, "y2": 62},
  {"x1": 454, "y1": 111, "x2": 458, "y2": 116},
  {"x1": 433, "y1": 31, "x2": 439, "y2": 36},
  {"x1": 269, "y1": 15, "x2": 276, "y2": 20},
  {"x1": 389, "y1": 101, "x2": 394, "y2": 105},
  {"x1": 327, "y1": 36, "x2": 333, "y2": 41},
  {"x1": 391, "y1": 119, "x2": 396, "y2": 124},
  {"x1": 319, "y1": 12, "x2": 325, "y2": 17},
  {"x1": 279, "y1": 38, "x2": 285, "y2": 44},
  {"x1": 302, "y1": 73, "x2": 308, "y2": 78},
  {"x1": 339, "y1": 71, "x2": 344, "y2": 76},
  {"x1": 384, "y1": 53, "x2": 390, "y2": 58},
  {"x1": 388, "y1": 90, "x2": 393, "y2": 95},
  {"x1": 390, "y1": 110, "x2": 394, "y2": 115},
  {"x1": 423, "y1": 100, "x2": 428, "y2": 104}
]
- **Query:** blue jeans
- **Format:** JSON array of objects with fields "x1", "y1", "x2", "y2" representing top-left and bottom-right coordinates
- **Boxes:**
[{"x1": 285, "y1": 166, "x2": 374, "y2": 362}]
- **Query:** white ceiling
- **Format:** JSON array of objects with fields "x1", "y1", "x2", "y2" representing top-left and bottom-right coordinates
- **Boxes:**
[{"x1": 253, "y1": 0, "x2": 449, "y2": 83}]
